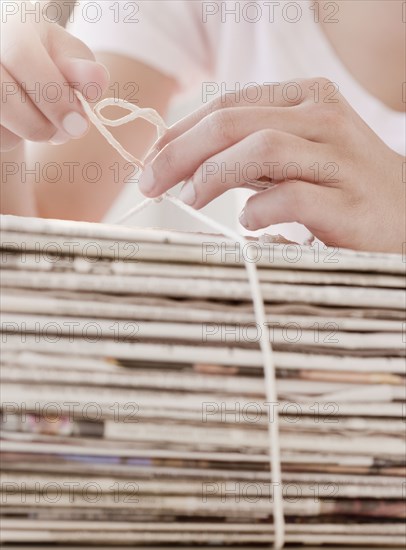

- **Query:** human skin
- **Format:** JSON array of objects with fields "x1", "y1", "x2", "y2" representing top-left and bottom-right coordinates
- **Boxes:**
[
  {"x1": 0, "y1": 3, "x2": 176, "y2": 220},
  {"x1": 138, "y1": 1, "x2": 406, "y2": 253},
  {"x1": 138, "y1": 79, "x2": 405, "y2": 254},
  {"x1": 1, "y1": 0, "x2": 404, "y2": 251},
  {"x1": 0, "y1": 2, "x2": 109, "y2": 150}
]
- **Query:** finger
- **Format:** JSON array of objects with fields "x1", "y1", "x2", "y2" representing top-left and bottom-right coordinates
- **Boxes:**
[
  {"x1": 50, "y1": 24, "x2": 110, "y2": 101},
  {"x1": 0, "y1": 125, "x2": 22, "y2": 152},
  {"x1": 148, "y1": 80, "x2": 311, "y2": 159},
  {"x1": 2, "y1": 24, "x2": 89, "y2": 140},
  {"x1": 58, "y1": 58, "x2": 110, "y2": 101},
  {"x1": 177, "y1": 130, "x2": 333, "y2": 209},
  {"x1": 0, "y1": 65, "x2": 61, "y2": 143},
  {"x1": 147, "y1": 77, "x2": 342, "y2": 162},
  {"x1": 139, "y1": 104, "x2": 332, "y2": 197},
  {"x1": 240, "y1": 180, "x2": 342, "y2": 235}
]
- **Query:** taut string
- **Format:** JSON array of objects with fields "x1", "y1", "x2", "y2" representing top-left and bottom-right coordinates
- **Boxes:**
[{"x1": 75, "y1": 90, "x2": 285, "y2": 549}]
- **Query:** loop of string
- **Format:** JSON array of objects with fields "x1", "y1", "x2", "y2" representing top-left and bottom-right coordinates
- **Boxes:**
[
  {"x1": 75, "y1": 90, "x2": 285, "y2": 548},
  {"x1": 77, "y1": 93, "x2": 167, "y2": 169}
]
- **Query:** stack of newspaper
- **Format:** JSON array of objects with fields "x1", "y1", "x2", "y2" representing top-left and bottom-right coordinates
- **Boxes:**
[{"x1": 1, "y1": 215, "x2": 405, "y2": 548}]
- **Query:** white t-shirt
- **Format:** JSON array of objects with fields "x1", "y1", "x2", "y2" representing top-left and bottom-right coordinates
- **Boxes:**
[{"x1": 68, "y1": 0, "x2": 405, "y2": 236}]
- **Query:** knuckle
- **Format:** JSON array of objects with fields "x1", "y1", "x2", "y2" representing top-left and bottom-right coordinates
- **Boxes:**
[
  {"x1": 205, "y1": 109, "x2": 236, "y2": 143},
  {"x1": 285, "y1": 183, "x2": 307, "y2": 223},
  {"x1": 205, "y1": 93, "x2": 235, "y2": 119},
  {"x1": 304, "y1": 99, "x2": 346, "y2": 134},
  {"x1": 25, "y1": 122, "x2": 55, "y2": 143},
  {"x1": 157, "y1": 144, "x2": 177, "y2": 173},
  {"x1": 307, "y1": 76, "x2": 335, "y2": 93},
  {"x1": 314, "y1": 76, "x2": 333, "y2": 87},
  {"x1": 344, "y1": 187, "x2": 363, "y2": 211},
  {"x1": 304, "y1": 76, "x2": 340, "y2": 102},
  {"x1": 252, "y1": 129, "x2": 280, "y2": 156},
  {"x1": 216, "y1": 93, "x2": 236, "y2": 111}
]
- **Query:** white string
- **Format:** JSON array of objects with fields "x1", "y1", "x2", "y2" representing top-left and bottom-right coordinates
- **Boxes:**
[
  {"x1": 76, "y1": 92, "x2": 167, "y2": 169},
  {"x1": 76, "y1": 90, "x2": 285, "y2": 548}
]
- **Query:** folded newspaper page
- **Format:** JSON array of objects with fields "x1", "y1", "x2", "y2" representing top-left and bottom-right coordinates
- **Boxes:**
[{"x1": 0, "y1": 215, "x2": 405, "y2": 548}]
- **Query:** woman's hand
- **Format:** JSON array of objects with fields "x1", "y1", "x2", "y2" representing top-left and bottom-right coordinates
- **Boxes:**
[
  {"x1": 1, "y1": 0, "x2": 109, "y2": 151},
  {"x1": 139, "y1": 78, "x2": 405, "y2": 254}
]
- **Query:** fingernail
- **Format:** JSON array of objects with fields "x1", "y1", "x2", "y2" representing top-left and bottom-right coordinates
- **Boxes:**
[
  {"x1": 50, "y1": 129, "x2": 69, "y2": 145},
  {"x1": 179, "y1": 180, "x2": 196, "y2": 206},
  {"x1": 239, "y1": 209, "x2": 249, "y2": 228},
  {"x1": 62, "y1": 112, "x2": 88, "y2": 138},
  {"x1": 143, "y1": 146, "x2": 160, "y2": 166},
  {"x1": 138, "y1": 165, "x2": 155, "y2": 194}
]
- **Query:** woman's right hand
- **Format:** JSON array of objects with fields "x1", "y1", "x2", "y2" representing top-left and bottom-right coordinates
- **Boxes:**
[{"x1": 1, "y1": 0, "x2": 109, "y2": 151}]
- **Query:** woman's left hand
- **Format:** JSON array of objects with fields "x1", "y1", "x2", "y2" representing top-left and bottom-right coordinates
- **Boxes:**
[{"x1": 139, "y1": 78, "x2": 405, "y2": 254}]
